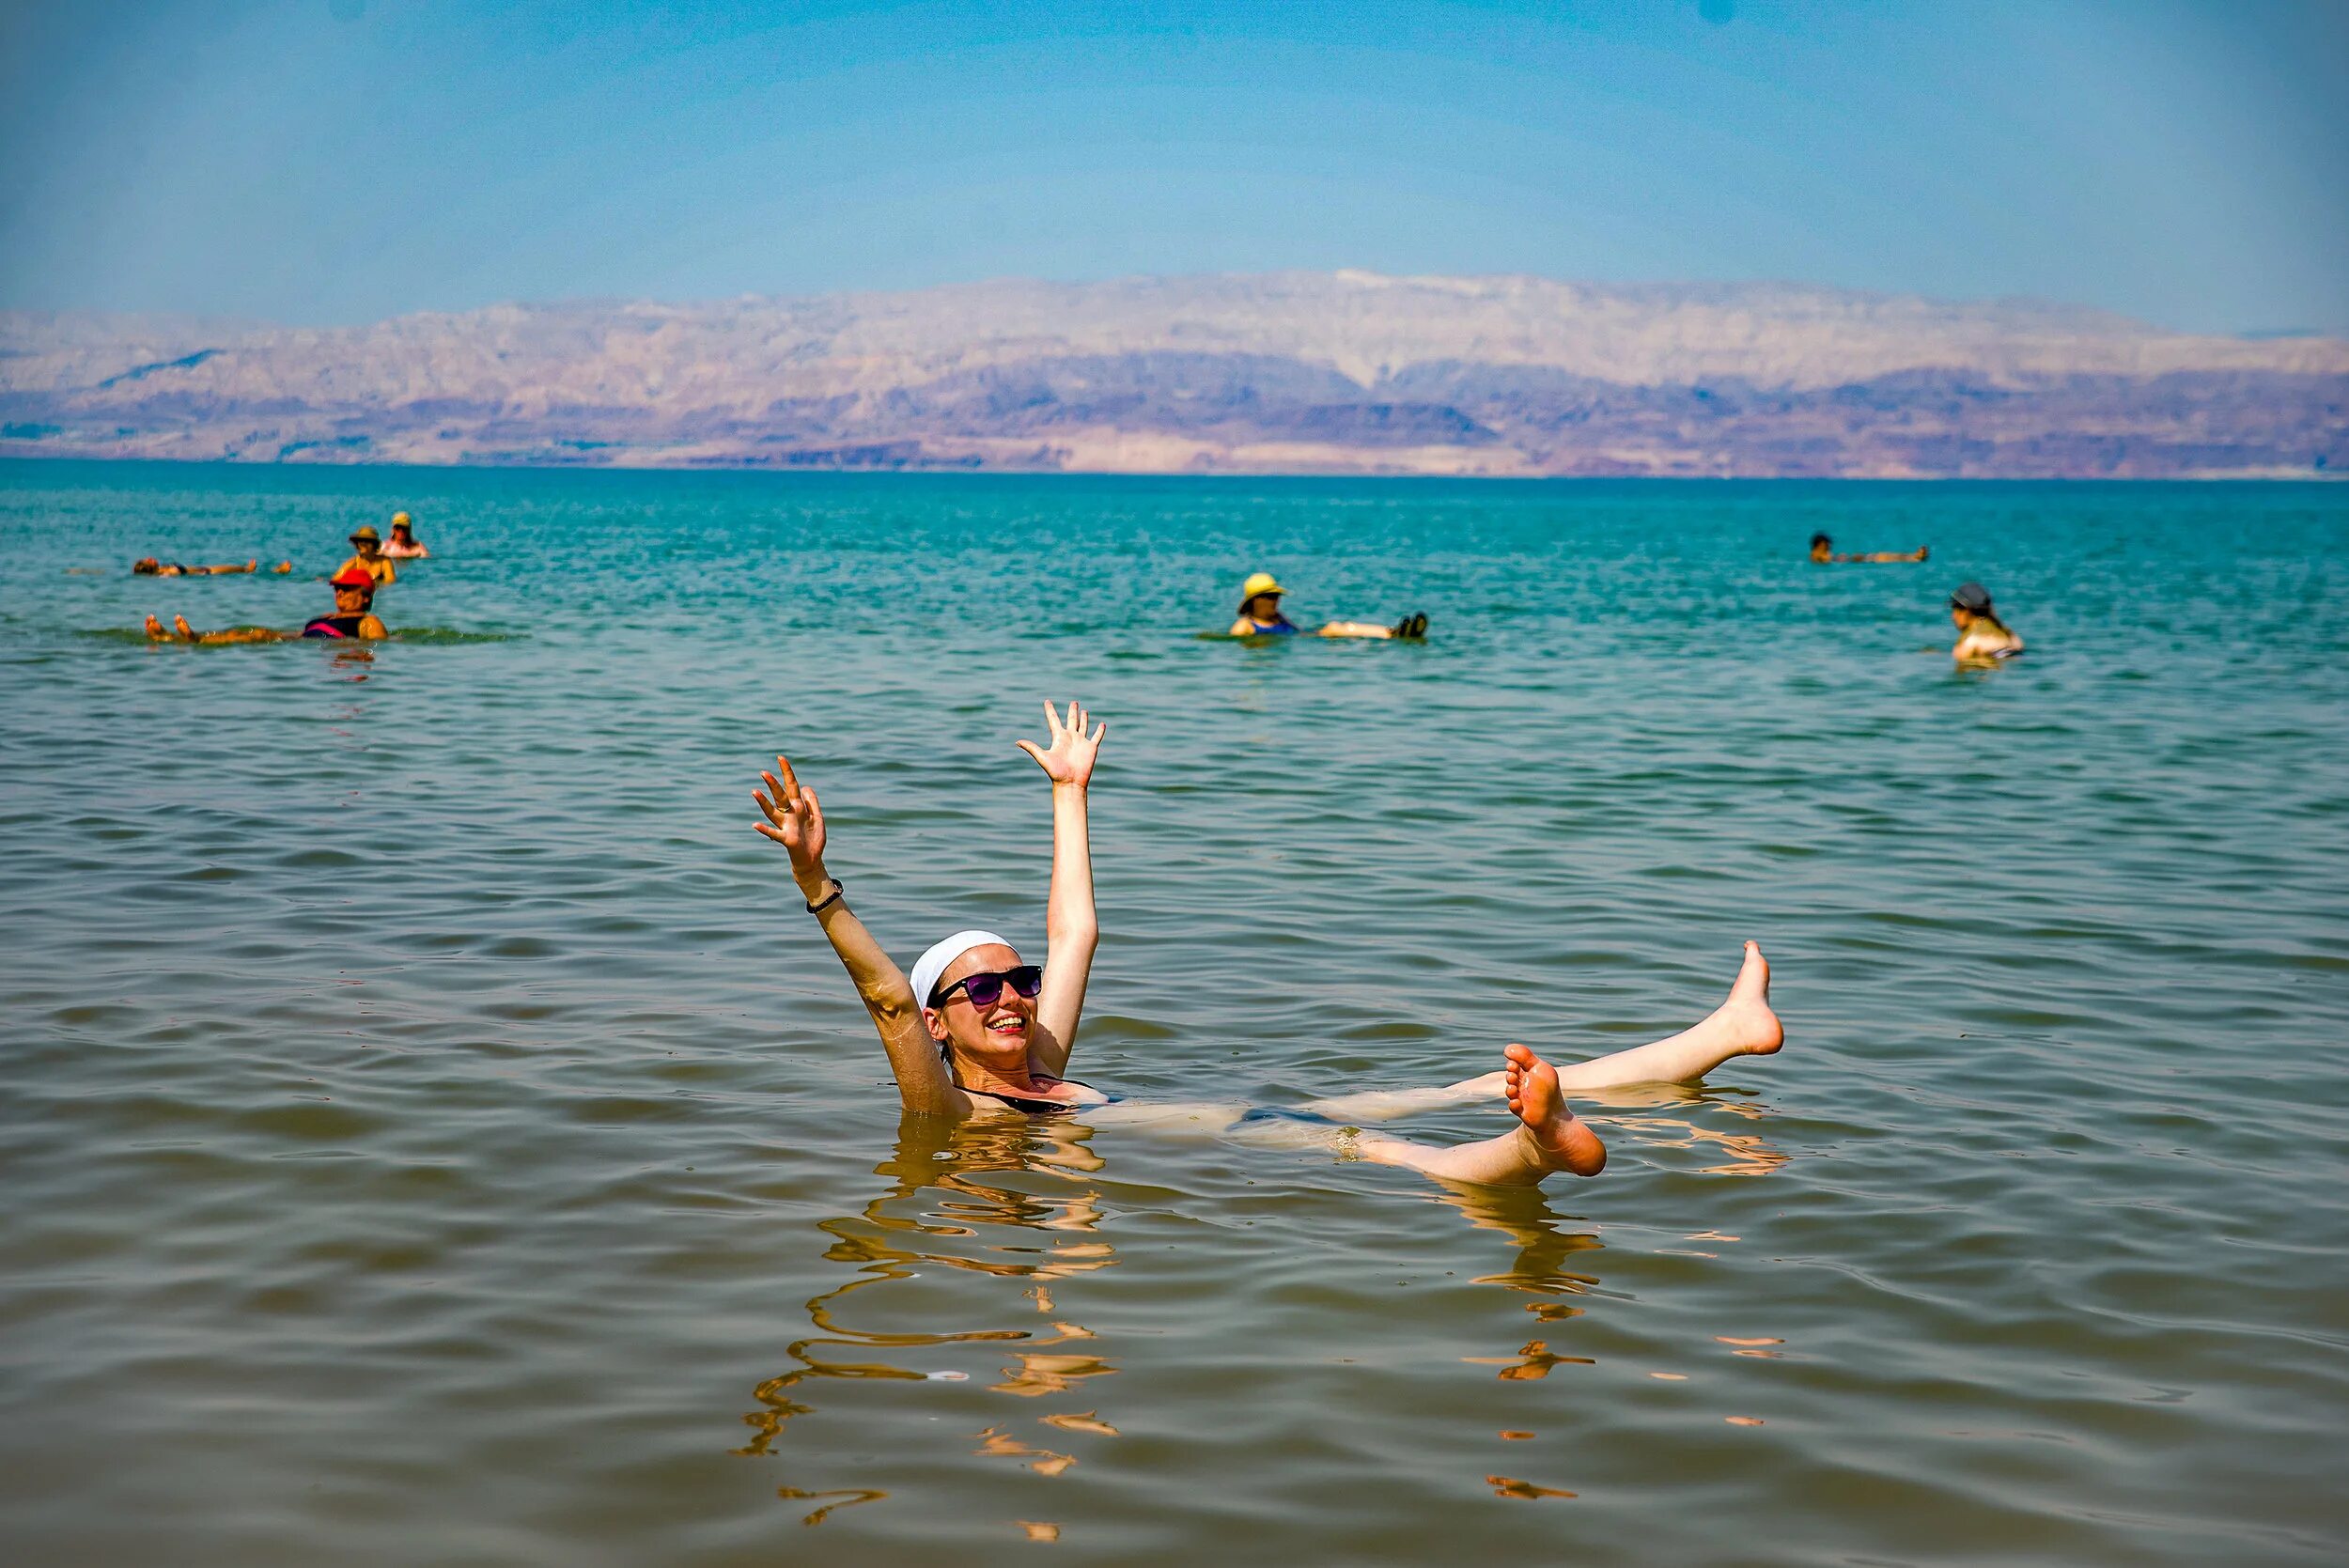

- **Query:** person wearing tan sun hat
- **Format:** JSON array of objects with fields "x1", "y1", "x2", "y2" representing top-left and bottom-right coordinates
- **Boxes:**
[
  {"x1": 1226, "y1": 570, "x2": 1426, "y2": 640},
  {"x1": 337, "y1": 524, "x2": 397, "y2": 587}
]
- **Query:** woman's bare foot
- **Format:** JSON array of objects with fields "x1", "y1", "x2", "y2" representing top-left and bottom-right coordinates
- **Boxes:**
[
  {"x1": 1503, "y1": 1045, "x2": 1606, "y2": 1176},
  {"x1": 272, "y1": 562, "x2": 292, "y2": 573},
  {"x1": 144, "y1": 613, "x2": 169, "y2": 641},
  {"x1": 172, "y1": 614, "x2": 196, "y2": 640},
  {"x1": 1719, "y1": 941, "x2": 1783, "y2": 1057}
]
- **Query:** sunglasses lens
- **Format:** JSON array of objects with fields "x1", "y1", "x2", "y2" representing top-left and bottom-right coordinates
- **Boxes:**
[
  {"x1": 1008, "y1": 965, "x2": 1043, "y2": 998},
  {"x1": 961, "y1": 975, "x2": 1004, "y2": 1008}
]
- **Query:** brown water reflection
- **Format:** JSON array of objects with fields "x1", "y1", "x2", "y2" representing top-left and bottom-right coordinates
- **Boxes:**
[{"x1": 739, "y1": 1113, "x2": 1125, "y2": 1522}]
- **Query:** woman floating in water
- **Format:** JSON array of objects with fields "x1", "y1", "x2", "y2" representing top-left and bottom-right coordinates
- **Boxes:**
[
  {"x1": 134, "y1": 557, "x2": 293, "y2": 576},
  {"x1": 1228, "y1": 572, "x2": 1427, "y2": 640},
  {"x1": 145, "y1": 566, "x2": 388, "y2": 644},
  {"x1": 1811, "y1": 533, "x2": 1927, "y2": 564},
  {"x1": 751, "y1": 701, "x2": 1782, "y2": 1188},
  {"x1": 1947, "y1": 581, "x2": 2024, "y2": 663},
  {"x1": 381, "y1": 513, "x2": 430, "y2": 559}
]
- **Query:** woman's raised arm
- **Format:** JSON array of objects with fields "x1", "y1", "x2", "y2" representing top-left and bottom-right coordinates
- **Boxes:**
[
  {"x1": 754, "y1": 755, "x2": 963, "y2": 1115},
  {"x1": 1014, "y1": 701, "x2": 1106, "y2": 1079}
]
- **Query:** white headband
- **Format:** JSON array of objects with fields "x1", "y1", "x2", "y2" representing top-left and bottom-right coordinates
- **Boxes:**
[{"x1": 909, "y1": 929, "x2": 1017, "y2": 1011}]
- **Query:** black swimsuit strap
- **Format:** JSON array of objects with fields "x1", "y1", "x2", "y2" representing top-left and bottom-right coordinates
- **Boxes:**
[{"x1": 960, "y1": 1076, "x2": 1101, "y2": 1114}]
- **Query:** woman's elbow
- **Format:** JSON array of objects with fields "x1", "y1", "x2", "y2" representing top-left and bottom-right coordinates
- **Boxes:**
[{"x1": 862, "y1": 986, "x2": 919, "y2": 1028}]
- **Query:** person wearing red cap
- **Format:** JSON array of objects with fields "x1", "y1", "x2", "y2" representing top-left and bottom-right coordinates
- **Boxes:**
[{"x1": 144, "y1": 566, "x2": 388, "y2": 644}]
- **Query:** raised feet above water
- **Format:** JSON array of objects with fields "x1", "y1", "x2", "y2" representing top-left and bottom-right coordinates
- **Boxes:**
[
  {"x1": 1503, "y1": 1044, "x2": 1607, "y2": 1176},
  {"x1": 1721, "y1": 940, "x2": 1783, "y2": 1057}
]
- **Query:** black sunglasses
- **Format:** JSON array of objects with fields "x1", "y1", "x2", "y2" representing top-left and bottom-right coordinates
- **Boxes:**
[{"x1": 932, "y1": 965, "x2": 1043, "y2": 1009}]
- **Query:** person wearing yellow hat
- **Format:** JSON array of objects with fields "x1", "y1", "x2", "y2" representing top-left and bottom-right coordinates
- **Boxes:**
[
  {"x1": 1226, "y1": 572, "x2": 1426, "y2": 640},
  {"x1": 144, "y1": 566, "x2": 388, "y2": 644},
  {"x1": 381, "y1": 512, "x2": 430, "y2": 560},
  {"x1": 337, "y1": 525, "x2": 397, "y2": 587}
]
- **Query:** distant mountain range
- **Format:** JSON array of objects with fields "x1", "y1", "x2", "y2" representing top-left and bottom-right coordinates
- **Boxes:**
[{"x1": 4, "y1": 272, "x2": 2343, "y2": 477}]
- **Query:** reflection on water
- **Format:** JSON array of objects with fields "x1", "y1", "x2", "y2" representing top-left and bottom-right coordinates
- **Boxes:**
[
  {"x1": 748, "y1": 1101, "x2": 1730, "y2": 1526},
  {"x1": 743, "y1": 1114, "x2": 1126, "y2": 1522}
]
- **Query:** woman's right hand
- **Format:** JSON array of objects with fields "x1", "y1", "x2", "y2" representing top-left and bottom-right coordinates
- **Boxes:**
[{"x1": 754, "y1": 755, "x2": 829, "y2": 892}]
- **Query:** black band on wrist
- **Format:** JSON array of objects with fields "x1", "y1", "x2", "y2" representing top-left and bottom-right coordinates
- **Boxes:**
[{"x1": 804, "y1": 878, "x2": 845, "y2": 914}]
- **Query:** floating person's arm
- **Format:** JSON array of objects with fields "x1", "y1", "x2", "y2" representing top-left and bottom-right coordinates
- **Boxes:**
[
  {"x1": 1315, "y1": 620, "x2": 1396, "y2": 639},
  {"x1": 1014, "y1": 700, "x2": 1107, "y2": 1079},
  {"x1": 356, "y1": 613, "x2": 390, "y2": 639},
  {"x1": 754, "y1": 756, "x2": 965, "y2": 1115}
]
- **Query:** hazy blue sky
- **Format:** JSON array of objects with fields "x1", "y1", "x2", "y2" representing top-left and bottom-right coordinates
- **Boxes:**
[{"x1": 2, "y1": 0, "x2": 2341, "y2": 332}]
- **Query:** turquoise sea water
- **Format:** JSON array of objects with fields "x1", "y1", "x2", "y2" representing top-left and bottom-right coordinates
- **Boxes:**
[{"x1": 2, "y1": 462, "x2": 2345, "y2": 1565}]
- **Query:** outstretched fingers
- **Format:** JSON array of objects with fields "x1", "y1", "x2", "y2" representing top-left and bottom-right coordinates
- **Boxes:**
[
  {"x1": 753, "y1": 754, "x2": 821, "y2": 847},
  {"x1": 1015, "y1": 699, "x2": 1109, "y2": 782}
]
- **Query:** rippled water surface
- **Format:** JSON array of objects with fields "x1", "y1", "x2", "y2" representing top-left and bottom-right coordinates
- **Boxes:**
[{"x1": 3, "y1": 462, "x2": 2345, "y2": 1565}]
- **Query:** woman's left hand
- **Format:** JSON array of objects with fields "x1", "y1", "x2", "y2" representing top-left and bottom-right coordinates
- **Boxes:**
[{"x1": 1017, "y1": 699, "x2": 1108, "y2": 787}]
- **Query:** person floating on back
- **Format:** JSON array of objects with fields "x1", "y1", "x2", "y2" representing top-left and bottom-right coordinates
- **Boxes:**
[
  {"x1": 145, "y1": 566, "x2": 388, "y2": 645},
  {"x1": 133, "y1": 557, "x2": 292, "y2": 576},
  {"x1": 1947, "y1": 581, "x2": 2024, "y2": 663},
  {"x1": 1227, "y1": 572, "x2": 1426, "y2": 640},
  {"x1": 1811, "y1": 532, "x2": 1927, "y2": 564},
  {"x1": 381, "y1": 513, "x2": 430, "y2": 559},
  {"x1": 750, "y1": 700, "x2": 1787, "y2": 1189}
]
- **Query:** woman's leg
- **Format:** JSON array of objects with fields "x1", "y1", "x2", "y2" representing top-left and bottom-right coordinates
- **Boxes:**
[
  {"x1": 1354, "y1": 1047, "x2": 1605, "y2": 1187},
  {"x1": 1548, "y1": 940, "x2": 1780, "y2": 1089},
  {"x1": 161, "y1": 613, "x2": 286, "y2": 645},
  {"x1": 1301, "y1": 942, "x2": 1781, "y2": 1123}
]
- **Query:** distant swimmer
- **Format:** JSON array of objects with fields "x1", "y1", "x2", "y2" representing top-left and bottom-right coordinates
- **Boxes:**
[
  {"x1": 751, "y1": 701, "x2": 1785, "y2": 1188},
  {"x1": 133, "y1": 557, "x2": 293, "y2": 576},
  {"x1": 1811, "y1": 533, "x2": 1927, "y2": 564},
  {"x1": 1227, "y1": 571, "x2": 1427, "y2": 641},
  {"x1": 145, "y1": 566, "x2": 388, "y2": 645},
  {"x1": 381, "y1": 513, "x2": 430, "y2": 559},
  {"x1": 1948, "y1": 581, "x2": 2024, "y2": 663},
  {"x1": 338, "y1": 525, "x2": 397, "y2": 587}
]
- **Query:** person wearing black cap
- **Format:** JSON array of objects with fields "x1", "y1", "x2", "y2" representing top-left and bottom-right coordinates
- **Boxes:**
[{"x1": 1948, "y1": 582, "x2": 2024, "y2": 662}]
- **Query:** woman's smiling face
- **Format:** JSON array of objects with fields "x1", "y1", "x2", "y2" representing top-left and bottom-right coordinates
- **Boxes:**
[{"x1": 925, "y1": 942, "x2": 1034, "y2": 1063}]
